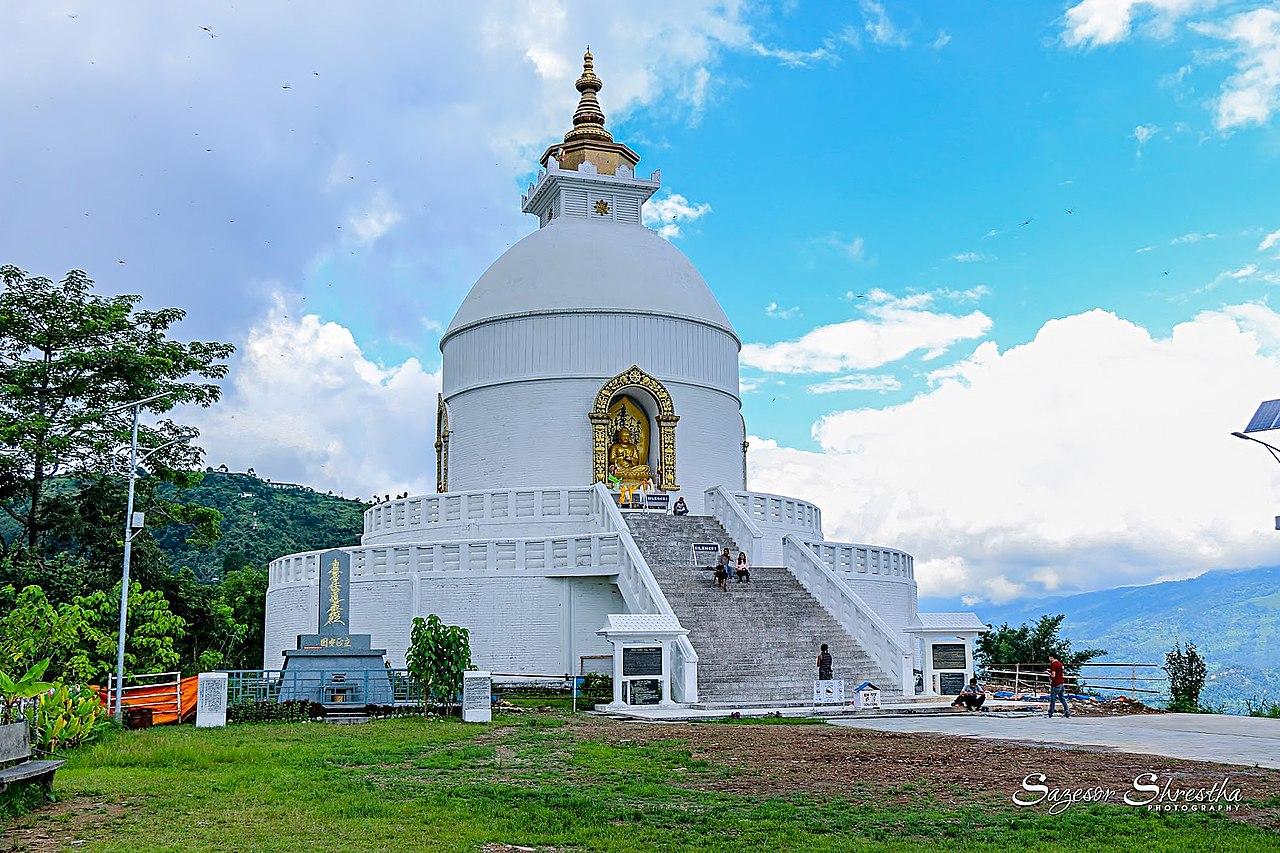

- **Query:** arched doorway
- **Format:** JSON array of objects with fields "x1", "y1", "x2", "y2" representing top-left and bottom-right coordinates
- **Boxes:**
[{"x1": 589, "y1": 365, "x2": 679, "y2": 491}]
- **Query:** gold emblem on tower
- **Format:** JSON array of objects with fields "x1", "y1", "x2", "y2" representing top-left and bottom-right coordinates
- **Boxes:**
[{"x1": 593, "y1": 199, "x2": 611, "y2": 216}]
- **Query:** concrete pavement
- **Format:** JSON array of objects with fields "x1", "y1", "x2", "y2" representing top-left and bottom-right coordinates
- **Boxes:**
[{"x1": 829, "y1": 712, "x2": 1280, "y2": 769}]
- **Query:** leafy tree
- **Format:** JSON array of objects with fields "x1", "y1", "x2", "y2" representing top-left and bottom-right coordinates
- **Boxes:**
[
  {"x1": 976, "y1": 613, "x2": 1106, "y2": 676},
  {"x1": 1165, "y1": 642, "x2": 1208, "y2": 712},
  {"x1": 73, "y1": 581, "x2": 186, "y2": 683},
  {"x1": 0, "y1": 265, "x2": 233, "y2": 553},
  {"x1": 215, "y1": 566, "x2": 268, "y2": 669},
  {"x1": 406, "y1": 614, "x2": 473, "y2": 712},
  {"x1": 0, "y1": 584, "x2": 94, "y2": 683}
]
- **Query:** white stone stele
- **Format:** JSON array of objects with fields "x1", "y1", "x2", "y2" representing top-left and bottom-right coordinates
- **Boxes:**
[
  {"x1": 196, "y1": 672, "x2": 229, "y2": 728},
  {"x1": 854, "y1": 685, "x2": 881, "y2": 711},
  {"x1": 462, "y1": 670, "x2": 492, "y2": 723},
  {"x1": 812, "y1": 679, "x2": 845, "y2": 705}
]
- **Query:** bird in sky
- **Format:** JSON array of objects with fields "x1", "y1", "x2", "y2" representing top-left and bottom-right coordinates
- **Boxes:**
[
  {"x1": 1066, "y1": 209, "x2": 1074, "y2": 215},
  {"x1": 1020, "y1": 218, "x2": 1033, "y2": 226},
  {"x1": 1162, "y1": 271, "x2": 1170, "y2": 276},
  {"x1": 200, "y1": 26, "x2": 214, "y2": 38},
  {"x1": 117, "y1": 259, "x2": 126, "y2": 265},
  {"x1": 281, "y1": 85, "x2": 291, "y2": 90}
]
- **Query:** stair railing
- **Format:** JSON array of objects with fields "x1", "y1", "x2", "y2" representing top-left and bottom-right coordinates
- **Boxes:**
[
  {"x1": 782, "y1": 534, "x2": 914, "y2": 696},
  {"x1": 589, "y1": 483, "x2": 699, "y2": 703},
  {"x1": 703, "y1": 486, "x2": 765, "y2": 566}
]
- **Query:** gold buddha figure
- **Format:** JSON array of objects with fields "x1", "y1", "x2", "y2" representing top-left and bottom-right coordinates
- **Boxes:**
[{"x1": 608, "y1": 426, "x2": 652, "y2": 485}]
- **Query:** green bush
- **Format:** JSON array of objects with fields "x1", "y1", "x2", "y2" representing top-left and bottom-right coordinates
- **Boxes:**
[
  {"x1": 1164, "y1": 642, "x2": 1207, "y2": 710},
  {"x1": 405, "y1": 614, "x2": 473, "y2": 711},
  {"x1": 30, "y1": 683, "x2": 105, "y2": 754},
  {"x1": 227, "y1": 700, "x2": 317, "y2": 724},
  {"x1": 580, "y1": 672, "x2": 612, "y2": 701}
]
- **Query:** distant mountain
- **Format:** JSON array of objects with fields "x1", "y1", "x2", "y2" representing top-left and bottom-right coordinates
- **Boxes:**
[
  {"x1": 154, "y1": 470, "x2": 367, "y2": 581},
  {"x1": 967, "y1": 567, "x2": 1280, "y2": 712}
]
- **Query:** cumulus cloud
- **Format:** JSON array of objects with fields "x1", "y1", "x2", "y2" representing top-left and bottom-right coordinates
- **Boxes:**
[
  {"x1": 740, "y1": 290, "x2": 992, "y2": 374},
  {"x1": 860, "y1": 0, "x2": 909, "y2": 47},
  {"x1": 749, "y1": 303, "x2": 1280, "y2": 603},
  {"x1": 1261, "y1": 228, "x2": 1280, "y2": 252},
  {"x1": 186, "y1": 298, "x2": 440, "y2": 497},
  {"x1": 642, "y1": 191, "x2": 712, "y2": 239},
  {"x1": 1194, "y1": 7, "x2": 1280, "y2": 131},
  {"x1": 807, "y1": 374, "x2": 902, "y2": 394},
  {"x1": 1132, "y1": 123, "x2": 1160, "y2": 153},
  {"x1": 1062, "y1": 0, "x2": 1207, "y2": 47}
]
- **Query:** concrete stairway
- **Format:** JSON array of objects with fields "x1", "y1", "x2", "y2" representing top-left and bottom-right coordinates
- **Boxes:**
[{"x1": 624, "y1": 513, "x2": 899, "y2": 705}]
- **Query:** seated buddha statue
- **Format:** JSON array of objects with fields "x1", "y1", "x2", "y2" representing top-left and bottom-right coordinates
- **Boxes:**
[{"x1": 608, "y1": 427, "x2": 652, "y2": 485}]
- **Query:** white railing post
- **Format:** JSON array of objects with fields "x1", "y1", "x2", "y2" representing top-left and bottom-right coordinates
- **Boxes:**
[{"x1": 703, "y1": 486, "x2": 765, "y2": 566}]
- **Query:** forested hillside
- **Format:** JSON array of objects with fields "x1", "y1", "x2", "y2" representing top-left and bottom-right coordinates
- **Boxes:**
[{"x1": 153, "y1": 470, "x2": 367, "y2": 580}]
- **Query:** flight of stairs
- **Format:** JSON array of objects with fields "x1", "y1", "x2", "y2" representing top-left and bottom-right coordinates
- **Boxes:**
[{"x1": 624, "y1": 513, "x2": 899, "y2": 705}]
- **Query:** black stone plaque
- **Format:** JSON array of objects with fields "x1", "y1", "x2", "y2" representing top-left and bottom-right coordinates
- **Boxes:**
[
  {"x1": 690, "y1": 542, "x2": 720, "y2": 567},
  {"x1": 317, "y1": 549, "x2": 351, "y2": 637},
  {"x1": 622, "y1": 646, "x2": 663, "y2": 677},
  {"x1": 939, "y1": 671, "x2": 967, "y2": 696},
  {"x1": 627, "y1": 678, "x2": 662, "y2": 706},
  {"x1": 932, "y1": 643, "x2": 967, "y2": 671}
]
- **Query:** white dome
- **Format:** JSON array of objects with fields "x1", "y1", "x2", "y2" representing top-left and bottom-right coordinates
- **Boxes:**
[{"x1": 444, "y1": 218, "x2": 736, "y2": 340}]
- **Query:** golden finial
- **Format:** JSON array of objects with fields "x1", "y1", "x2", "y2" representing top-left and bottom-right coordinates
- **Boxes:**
[
  {"x1": 565, "y1": 48, "x2": 611, "y2": 144},
  {"x1": 540, "y1": 48, "x2": 639, "y2": 175}
]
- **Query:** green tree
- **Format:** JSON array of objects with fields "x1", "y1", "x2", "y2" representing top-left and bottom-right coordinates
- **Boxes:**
[
  {"x1": 74, "y1": 581, "x2": 186, "y2": 683},
  {"x1": 215, "y1": 566, "x2": 268, "y2": 669},
  {"x1": 0, "y1": 584, "x2": 94, "y2": 683},
  {"x1": 976, "y1": 613, "x2": 1106, "y2": 676},
  {"x1": 0, "y1": 265, "x2": 233, "y2": 553},
  {"x1": 1165, "y1": 642, "x2": 1208, "y2": 712},
  {"x1": 406, "y1": 614, "x2": 473, "y2": 712}
]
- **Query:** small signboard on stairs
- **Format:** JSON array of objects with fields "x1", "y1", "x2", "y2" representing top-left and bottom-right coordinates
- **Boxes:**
[{"x1": 691, "y1": 542, "x2": 720, "y2": 567}]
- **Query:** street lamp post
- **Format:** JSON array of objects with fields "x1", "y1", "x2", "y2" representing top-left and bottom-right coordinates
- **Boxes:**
[{"x1": 112, "y1": 392, "x2": 169, "y2": 722}]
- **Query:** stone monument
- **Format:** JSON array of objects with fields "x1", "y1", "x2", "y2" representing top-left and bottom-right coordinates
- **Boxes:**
[
  {"x1": 278, "y1": 549, "x2": 394, "y2": 705},
  {"x1": 196, "y1": 672, "x2": 229, "y2": 728}
]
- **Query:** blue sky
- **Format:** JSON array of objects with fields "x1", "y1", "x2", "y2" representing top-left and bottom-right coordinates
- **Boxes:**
[{"x1": 5, "y1": 1, "x2": 1280, "y2": 604}]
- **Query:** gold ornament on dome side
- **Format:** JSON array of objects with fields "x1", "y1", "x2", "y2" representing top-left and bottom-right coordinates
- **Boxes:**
[
  {"x1": 593, "y1": 199, "x2": 611, "y2": 216},
  {"x1": 589, "y1": 365, "x2": 679, "y2": 491}
]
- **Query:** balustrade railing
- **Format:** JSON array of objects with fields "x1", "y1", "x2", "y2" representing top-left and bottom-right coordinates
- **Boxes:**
[
  {"x1": 782, "y1": 535, "x2": 913, "y2": 695},
  {"x1": 730, "y1": 490, "x2": 823, "y2": 537},
  {"x1": 363, "y1": 487, "x2": 596, "y2": 540},
  {"x1": 704, "y1": 486, "x2": 764, "y2": 566},
  {"x1": 589, "y1": 483, "x2": 699, "y2": 703},
  {"x1": 804, "y1": 540, "x2": 915, "y2": 581}
]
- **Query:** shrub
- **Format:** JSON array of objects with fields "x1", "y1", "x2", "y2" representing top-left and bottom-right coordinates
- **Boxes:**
[
  {"x1": 227, "y1": 700, "x2": 316, "y2": 724},
  {"x1": 0, "y1": 659, "x2": 54, "y2": 725},
  {"x1": 1164, "y1": 642, "x2": 1207, "y2": 712},
  {"x1": 1247, "y1": 699, "x2": 1280, "y2": 719},
  {"x1": 30, "y1": 683, "x2": 105, "y2": 754},
  {"x1": 405, "y1": 614, "x2": 473, "y2": 712},
  {"x1": 580, "y1": 672, "x2": 612, "y2": 702}
]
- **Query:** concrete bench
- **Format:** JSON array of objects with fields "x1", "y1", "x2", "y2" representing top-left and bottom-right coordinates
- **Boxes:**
[{"x1": 0, "y1": 759, "x2": 65, "y2": 794}]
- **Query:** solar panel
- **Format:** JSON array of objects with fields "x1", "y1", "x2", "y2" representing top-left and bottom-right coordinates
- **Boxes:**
[{"x1": 1244, "y1": 399, "x2": 1280, "y2": 433}]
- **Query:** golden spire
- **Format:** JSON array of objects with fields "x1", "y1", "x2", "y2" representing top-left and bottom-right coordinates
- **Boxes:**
[
  {"x1": 565, "y1": 49, "x2": 612, "y2": 144},
  {"x1": 541, "y1": 48, "x2": 639, "y2": 176}
]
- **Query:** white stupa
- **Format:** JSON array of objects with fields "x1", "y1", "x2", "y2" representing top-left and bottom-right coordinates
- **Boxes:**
[{"x1": 263, "y1": 51, "x2": 985, "y2": 707}]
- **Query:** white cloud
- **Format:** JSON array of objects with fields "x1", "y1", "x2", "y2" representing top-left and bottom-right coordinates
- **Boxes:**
[
  {"x1": 186, "y1": 298, "x2": 440, "y2": 498},
  {"x1": 932, "y1": 30, "x2": 952, "y2": 50},
  {"x1": 1132, "y1": 123, "x2": 1160, "y2": 151},
  {"x1": 952, "y1": 251, "x2": 990, "y2": 263},
  {"x1": 345, "y1": 190, "x2": 401, "y2": 245},
  {"x1": 748, "y1": 27, "x2": 860, "y2": 67},
  {"x1": 741, "y1": 290, "x2": 992, "y2": 374},
  {"x1": 807, "y1": 374, "x2": 903, "y2": 394},
  {"x1": 826, "y1": 234, "x2": 866, "y2": 261},
  {"x1": 642, "y1": 191, "x2": 712, "y2": 238},
  {"x1": 1193, "y1": 8, "x2": 1280, "y2": 131},
  {"x1": 765, "y1": 302, "x2": 801, "y2": 320},
  {"x1": 984, "y1": 229, "x2": 999, "y2": 238},
  {"x1": 1136, "y1": 245, "x2": 1156, "y2": 253},
  {"x1": 1261, "y1": 228, "x2": 1280, "y2": 252},
  {"x1": 748, "y1": 303, "x2": 1280, "y2": 603},
  {"x1": 1230, "y1": 263, "x2": 1260, "y2": 279},
  {"x1": 1171, "y1": 231, "x2": 1218, "y2": 244},
  {"x1": 1062, "y1": 0, "x2": 1207, "y2": 47},
  {"x1": 860, "y1": 0, "x2": 908, "y2": 47}
]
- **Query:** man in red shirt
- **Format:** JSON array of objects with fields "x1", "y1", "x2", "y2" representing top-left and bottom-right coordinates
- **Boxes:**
[{"x1": 1047, "y1": 656, "x2": 1071, "y2": 718}]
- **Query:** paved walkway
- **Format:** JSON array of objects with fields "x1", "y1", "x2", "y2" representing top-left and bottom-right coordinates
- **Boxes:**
[{"x1": 830, "y1": 712, "x2": 1280, "y2": 769}]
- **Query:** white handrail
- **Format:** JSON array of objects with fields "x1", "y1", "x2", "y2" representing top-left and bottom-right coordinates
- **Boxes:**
[
  {"x1": 703, "y1": 486, "x2": 764, "y2": 566},
  {"x1": 364, "y1": 487, "x2": 596, "y2": 538},
  {"x1": 803, "y1": 539, "x2": 915, "y2": 581},
  {"x1": 589, "y1": 483, "x2": 699, "y2": 703},
  {"x1": 783, "y1": 535, "x2": 913, "y2": 695}
]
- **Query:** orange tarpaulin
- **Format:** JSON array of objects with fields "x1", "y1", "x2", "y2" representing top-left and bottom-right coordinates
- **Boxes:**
[{"x1": 95, "y1": 675, "x2": 200, "y2": 725}]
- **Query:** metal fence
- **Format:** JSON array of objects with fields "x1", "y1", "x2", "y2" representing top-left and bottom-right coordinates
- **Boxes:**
[
  {"x1": 104, "y1": 670, "x2": 184, "y2": 717},
  {"x1": 218, "y1": 669, "x2": 424, "y2": 706},
  {"x1": 980, "y1": 662, "x2": 1168, "y2": 698}
]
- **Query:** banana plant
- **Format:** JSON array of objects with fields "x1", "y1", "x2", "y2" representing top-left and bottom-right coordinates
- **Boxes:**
[
  {"x1": 0, "y1": 659, "x2": 54, "y2": 725},
  {"x1": 31, "y1": 684, "x2": 105, "y2": 754}
]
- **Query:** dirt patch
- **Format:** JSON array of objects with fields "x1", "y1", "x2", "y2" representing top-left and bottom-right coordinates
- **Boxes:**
[
  {"x1": 0, "y1": 794, "x2": 126, "y2": 852},
  {"x1": 570, "y1": 716, "x2": 1280, "y2": 830}
]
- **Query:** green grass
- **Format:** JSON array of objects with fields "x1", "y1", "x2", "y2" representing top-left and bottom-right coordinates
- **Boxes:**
[{"x1": 7, "y1": 713, "x2": 1277, "y2": 852}]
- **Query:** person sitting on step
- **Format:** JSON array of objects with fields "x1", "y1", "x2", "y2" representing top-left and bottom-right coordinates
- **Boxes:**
[
  {"x1": 951, "y1": 676, "x2": 986, "y2": 711},
  {"x1": 672, "y1": 496, "x2": 689, "y2": 516},
  {"x1": 735, "y1": 551, "x2": 750, "y2": 584},
  {"x1": 713, "y1": 559, "x2": 729, "y2": 592}
]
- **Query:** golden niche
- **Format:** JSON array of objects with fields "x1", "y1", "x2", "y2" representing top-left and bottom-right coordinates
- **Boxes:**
[{"x1": 607, "y1": 395, "x2": 652, "y2": 486}]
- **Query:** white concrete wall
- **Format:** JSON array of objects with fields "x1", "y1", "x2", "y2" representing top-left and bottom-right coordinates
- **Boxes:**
[
  {"x1": 441, "y1": 311, "x2": 744, "y2": 501},
  {"x1": 264, "y1": 572, "x2": 621, "y2": 674}
]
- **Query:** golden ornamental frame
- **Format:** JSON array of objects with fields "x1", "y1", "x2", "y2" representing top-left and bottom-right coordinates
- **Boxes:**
[
  {"x1": 589, "y1": 365, "x2": 679, "y2": 491},
  {"x1": 435, "y1": 393, "x2": 450, "y2": 493}
]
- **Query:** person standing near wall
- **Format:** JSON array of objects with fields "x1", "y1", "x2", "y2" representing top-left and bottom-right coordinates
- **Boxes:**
[{"x1": 816, "y1": 644, "x2": 833, "y2": 681}]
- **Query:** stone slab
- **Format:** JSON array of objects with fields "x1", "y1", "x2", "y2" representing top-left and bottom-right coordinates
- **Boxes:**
[
  {"x1": 196, "y1": 672, "x2": 229, "y2": 728},
  {"x1": 829, "y1": 712, "x2": 1280, "y2": 769}
]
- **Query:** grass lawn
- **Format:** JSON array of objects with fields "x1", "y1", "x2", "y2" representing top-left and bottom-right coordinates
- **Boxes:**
[{"x1": 4, "y1": 712, "x2": 1278, "y2": 852}]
